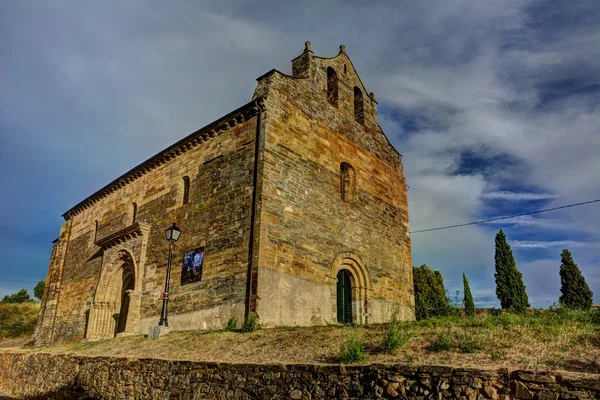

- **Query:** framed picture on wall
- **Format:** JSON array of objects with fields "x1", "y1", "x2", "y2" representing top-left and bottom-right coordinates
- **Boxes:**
[{"x1": 181, "y1": 247, "x2": 204, "y2": 285}]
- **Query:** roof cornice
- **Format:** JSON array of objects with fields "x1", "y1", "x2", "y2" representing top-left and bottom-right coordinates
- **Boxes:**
[{"x1": 62, "y1": 98, "x2": 266, "y2": 220}]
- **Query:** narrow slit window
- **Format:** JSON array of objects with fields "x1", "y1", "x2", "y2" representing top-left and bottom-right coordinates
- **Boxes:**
[
  {"x1": 354, "y1": 87, "x2": 364, "y2": 125},
  {"x1": 182, "y1": 176, "x2": 190, "y2": 205},
  {"x1": 93, "y1": 220, "x2": 98, "y2": 243},
  {"x1": 131, "y1": 203, "x2": 137, "y2": 224},
  {"x1": 327, "y1": 67, "x2": 338, "y2": 107},
  {"x1": 340, "y1": 162, "x2": 356, "y2": 202}
]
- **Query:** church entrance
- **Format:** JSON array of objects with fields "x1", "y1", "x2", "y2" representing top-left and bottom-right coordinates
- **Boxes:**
[
  {"x1": 115, "y1": 270, "x2": 135, "y2": 334},
  {"x1": 336, "y1": 269, "x2": 353, "y2": 323}
]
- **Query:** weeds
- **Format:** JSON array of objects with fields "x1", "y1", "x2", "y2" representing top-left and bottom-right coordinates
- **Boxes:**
[
  {"x1": 381, "y1": 312, "x2": 410, "y2": 354},
  {"x1": 428, "y1": 334, "x2": 453, "y2": 352},
  {"x1": 240, "y1": 312, "x2": 260, "y2": 333},
  {"x1": 223, "y1": 317, "x2": 238, "y2": 332},
  {"x1": 340, "y1": 337, "x2": 367, "y2": 363}
]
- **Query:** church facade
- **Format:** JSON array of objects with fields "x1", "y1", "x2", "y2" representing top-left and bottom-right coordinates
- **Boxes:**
[{"x1": 34, "y1": 43, "x2": 414, "y2": 345}]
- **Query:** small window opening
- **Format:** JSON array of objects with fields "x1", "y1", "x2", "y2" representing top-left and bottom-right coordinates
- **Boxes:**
[
  {"x1": 340, "y1": 162, "x2": 356, "y2": 202},
  {"x1": 344, "y1": 64, "x2": 347, "y2": 74},
  {"x1": 327, "y1": 67, "x2": 338, "y2": 107},
  {"x1": 354, "y1": 87, "x2": 364, "y2": 125},
  {"x1": 93, "y1": 220, "x2": 98, "y2": 243},
  {"x1": 130, "y1": 203, "x2": 137, "y2": 224},
  {"x1": 182, "y1": 176, "x2": 190, "y2": 205}
]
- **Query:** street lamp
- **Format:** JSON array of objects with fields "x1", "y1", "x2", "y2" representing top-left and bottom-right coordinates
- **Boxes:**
[{"x1": 158, "y1": 223, "x2": 181, "y2": 327}]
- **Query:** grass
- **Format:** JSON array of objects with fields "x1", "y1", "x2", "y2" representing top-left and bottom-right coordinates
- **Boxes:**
[
  {"x1": 339, "y1": 337, "x2": 367, "y2": 363},
  {"x1": 1, "y1": 308, "x2": 598, "y2": 373}
]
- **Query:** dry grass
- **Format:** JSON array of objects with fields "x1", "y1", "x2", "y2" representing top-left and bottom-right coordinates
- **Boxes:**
[{"x1": 3, "y1": 310, "x2": 599, "y2": 374}]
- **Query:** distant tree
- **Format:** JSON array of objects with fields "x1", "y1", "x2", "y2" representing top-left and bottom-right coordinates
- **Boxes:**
[
  {"x1": 1, "y1": 289, "x2": 31, "y2": 304},
  {"x1": 463, "y1": 273, "x2": 475, "y2": 317},
  {"x1": 494, "y1": 229, "x2": 529, "y2": 313},
  {"x1": 413, "y1": 265, "x2": 456, "y2": 320},
  {"x1": 559, "y1": 249, "x2": 593, "y2": 310},
  {"x1": 33, "y1": 280, "x2": 45, "y2": 301}
]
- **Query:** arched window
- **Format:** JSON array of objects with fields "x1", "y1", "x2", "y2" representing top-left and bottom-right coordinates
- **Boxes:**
[
  {"x1": 130, "y1": 203, "x2": 137, "y2": 224},
  {"x1": 354, "y1": 87, "x2": 364, "y2": 125},
  {"x1": 327, "y1": 67, "x2": 338, "y2": 107},
  {"x1": 340, "y1": 162, "x2": 356, "y2": 202},
  {"x1": 182, "y1": 176, "x2": 190, "y2": 205}
]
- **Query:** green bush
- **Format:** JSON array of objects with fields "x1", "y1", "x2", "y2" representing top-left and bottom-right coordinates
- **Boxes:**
[
  {"x1": 240, "y1": 312, "x2": 260, "y2": 333},
  {"x1": 381, "y1": 312, "x2": 410, "y2": 353},
  {"x1": 428, "y1": 333, "x2": 453, "y2": 352},
  {"x1": 223, "y1": 316, "x2": 238, "y2": 331},
  {"x1": 0, "y1": 302, "x2": 39, "y2": 338},
  {"x1": 413, "y1": 265, "x2": 458, "y2": 320},
  {"x1": 340, "y1": 337, "x2": 367, "y2": 363}
]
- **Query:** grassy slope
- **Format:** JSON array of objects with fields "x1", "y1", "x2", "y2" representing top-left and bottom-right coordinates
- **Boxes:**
[{"x1": 4, "y1": 309, "x2": 598, "y2": 374}]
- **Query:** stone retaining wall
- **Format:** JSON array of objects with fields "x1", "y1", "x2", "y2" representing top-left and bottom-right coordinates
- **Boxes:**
[{"x1": 0, "y1": 353, "x2": 598, "y2": 399}]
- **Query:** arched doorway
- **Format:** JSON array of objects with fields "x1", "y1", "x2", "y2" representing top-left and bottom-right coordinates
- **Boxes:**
[
  {"x1": 336, "y1": 269, "x2": 353, "y2": 323},
  {"x1": 87, "y1": 250, "x2": 140, "y2": 340},
  {"x1": 115, "y1": 267, "x2": 135, "y2": 334},
  {"x1": 330, "y1": 251, "x2": 372, "y2": 324}
]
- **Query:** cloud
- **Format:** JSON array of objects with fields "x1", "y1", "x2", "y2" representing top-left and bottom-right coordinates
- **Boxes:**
[
  {"x1": 482, "y1": 191, "x2": 556, "y2": 201},
  {"x1": 1, "y1": 0, "x2": 598, "y2": 307},
  {"x1": 509, "y1": 240, "x2": 599, "y2": 249}
]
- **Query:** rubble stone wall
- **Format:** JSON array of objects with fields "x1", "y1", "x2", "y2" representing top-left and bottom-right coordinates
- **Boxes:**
[{"x1": 1, "y1": 353, "x2": 598, "y2": 400}]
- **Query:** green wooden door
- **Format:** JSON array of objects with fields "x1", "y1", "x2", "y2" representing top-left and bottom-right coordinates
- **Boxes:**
[{"x1": 336, "y1": 270, "x2": 352, "y2": 323}]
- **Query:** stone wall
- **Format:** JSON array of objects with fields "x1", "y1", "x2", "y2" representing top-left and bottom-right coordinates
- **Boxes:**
[
  {"x1": 252, "y1": 44, "x2": 413, "y2": 327},
  {"x1": 1, "y1": 353, "x2": 598, "y2": 399},
  {"x1": 35, "y1": 103, "x2": 261, "y2": 345}
]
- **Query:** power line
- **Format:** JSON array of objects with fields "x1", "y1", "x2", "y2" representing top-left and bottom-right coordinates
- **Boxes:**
[{"x1": 410, "y1": 198, "x2": 600, "y2": 234}]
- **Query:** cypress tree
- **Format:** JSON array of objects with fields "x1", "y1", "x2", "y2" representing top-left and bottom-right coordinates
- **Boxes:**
[
  {"x1": 463, "y1": 273, "x2": 475, "y2": 316},
  {"x1": 559, "y1": 249, "x2": 593, "y2": 310},
  {"x1": 494, "y1": 229, "x2": 529, "y2": 313}
]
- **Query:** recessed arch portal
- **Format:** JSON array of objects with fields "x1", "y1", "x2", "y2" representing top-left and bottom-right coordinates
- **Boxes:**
[
  {"x1": 331, "y1": 251, "x2": 372, "y2": 324},
  {"x1": 86, "y1": 250, "x2": 141, "y2": 340}
]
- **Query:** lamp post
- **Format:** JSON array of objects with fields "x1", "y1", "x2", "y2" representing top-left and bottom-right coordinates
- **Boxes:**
[{"x1": 158, "y1": 222, "x2": 181, "y2": 327}]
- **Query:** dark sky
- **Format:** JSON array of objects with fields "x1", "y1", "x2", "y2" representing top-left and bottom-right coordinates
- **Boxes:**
[{"x1": 1, "y1": 0, "x2": 598, "y2": 305}]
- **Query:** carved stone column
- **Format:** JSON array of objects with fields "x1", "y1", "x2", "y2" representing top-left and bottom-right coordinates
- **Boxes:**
[{"x1": 124, "y1": 290, "x2": 141, "y2": 334}]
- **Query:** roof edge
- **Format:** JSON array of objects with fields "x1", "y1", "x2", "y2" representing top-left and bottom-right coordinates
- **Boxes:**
[{"x1": 62, "y1": 98, "x2": 266, "y2": 220}]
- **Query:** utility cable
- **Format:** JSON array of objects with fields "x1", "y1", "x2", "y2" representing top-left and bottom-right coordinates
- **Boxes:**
[{"x1": 410, "y1": 198, "x2": 600, "y2": 234}]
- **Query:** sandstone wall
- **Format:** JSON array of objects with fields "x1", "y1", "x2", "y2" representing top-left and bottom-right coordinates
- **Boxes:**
[
  {"x1": 252, "y1": 48, "x2": 413, "y2": 327},
  {"x1": 1, "y1": 353, "x2": 598, "y2": 399},
  {"x1": 36, "y1": 104, "x2": 260, "y2": 345}
]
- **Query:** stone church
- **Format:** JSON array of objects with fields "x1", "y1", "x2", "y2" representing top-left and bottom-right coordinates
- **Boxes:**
[{"x1": 34, "y1": 42, "x2": 414, "y2": 345}]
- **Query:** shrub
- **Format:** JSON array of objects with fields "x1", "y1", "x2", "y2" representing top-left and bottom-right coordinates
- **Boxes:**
[
  {"x1": 413, "y1": 265, "x2": 457, "y2": 320},
  {"x1": 0, "y1": 302, "x2": 39, "y2": 338},
  {"x1": 428, "y1": 333, "x2": 453, "y2": 352},
  {"x1": 240, "y1": 312, "x2": 260, "y2": 333},
  {"x1": 340, "y1": 337, "x2": 367, "y2": 363},
  {"x1": 381, "y1": 312, "x2": 410, "y2": 354},
  {"x1": 223, "y1": 316, "x2": 238, "y2": 331}
]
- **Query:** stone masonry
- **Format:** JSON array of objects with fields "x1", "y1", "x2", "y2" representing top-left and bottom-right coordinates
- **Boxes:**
[
  {"x1": 34, "y1": 42, "x2": 413, "y2": 345},
  {"x1": 1, "y1": 353, "x2": 599, "y2": 399}
]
